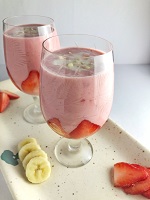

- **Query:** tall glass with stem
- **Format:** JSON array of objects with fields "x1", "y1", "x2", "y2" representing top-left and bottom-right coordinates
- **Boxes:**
[
  {"x1": 3, "y1": 15, "x2": 58, "y2": 124},
  {"x1": 40, "y1": 34, "x2": 114, "y2": 167}
]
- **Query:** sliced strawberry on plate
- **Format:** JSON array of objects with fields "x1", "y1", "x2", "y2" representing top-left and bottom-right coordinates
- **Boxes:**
[
  {"x1": 69, "y1": 120, "x2": 100, "y2": 139},
  {"x1": 21, "y1": 70, "x2": 39, "y2": 95},
  {"x1": 124, "y1": 168, "x2": 150, "y2": 195},
  {"x1": 0, "y1": 92, "x2": 10, "y2": 113},
  {"x1": 48, "y1": 118, "x2": 68, "y2": 137},
  {"x1": 143, "y1": 188, "x2": 150, "y2": 199},
  {"x1": 2, "y1": 90, "x2": 20, "y2": 100},
  {"x1": 114, "y1": 162, "x2": 148, "y2": 187}
]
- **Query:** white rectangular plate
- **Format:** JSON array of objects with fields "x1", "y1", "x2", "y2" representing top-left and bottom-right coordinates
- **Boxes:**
[{"x1": 0, "y1": 80, "x2": 150, "y2": 200}]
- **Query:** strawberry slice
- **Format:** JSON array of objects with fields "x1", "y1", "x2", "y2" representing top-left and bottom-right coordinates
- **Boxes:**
[
  {"x1": 69, "y1": 120, "x2": 100, "y2": 139},
  {"x1": 48, "y1": 118, "x2": 68, "y2": 137},
  {"x1": 124, "y1": 168, "x2": 150, "y2": 195},
  {"x1": 0, "y1": 92, "x2": 10, "y2": 113},
  {"x1": 114, "y1": 162, "x2": 148, "y2": 187},
  {"x1": 21, "y1": 71, "x2": 39, "y2": 95},
  {"x1": 2, "y1": 90, "x2": 20, "y2": 100},
  {"x1": 143, "y1": 189, "x2": 150, "y2": 199},
  {"x1": 48, "y1": 119, "x2": 100, "y2": 139}
]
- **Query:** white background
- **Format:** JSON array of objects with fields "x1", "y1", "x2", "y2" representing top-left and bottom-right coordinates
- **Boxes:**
[{"x1": 0, "y1": 0, "x2": 150, "y2": 81}]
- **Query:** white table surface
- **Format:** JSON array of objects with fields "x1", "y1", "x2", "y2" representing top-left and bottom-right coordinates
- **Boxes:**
[{"x1": 0, "y1": 64, "x2": 150, "y2": 200}]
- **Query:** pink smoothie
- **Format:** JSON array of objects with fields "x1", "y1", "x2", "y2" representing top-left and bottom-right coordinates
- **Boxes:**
[
  {"x1": 3, "y1": 24, "x2": 58, "y2": 95},
  {"x1": 40, "y1": 47, "x2": 114, "y2": 139}
]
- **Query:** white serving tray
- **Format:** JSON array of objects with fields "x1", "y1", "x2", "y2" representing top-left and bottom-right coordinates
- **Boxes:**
[{"x1": 0, "y1": 79, "x2": 150, "y2": 200}]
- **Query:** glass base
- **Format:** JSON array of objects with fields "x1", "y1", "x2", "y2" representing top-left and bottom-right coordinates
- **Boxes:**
[
  {"x1": 54, "y1": 138, "x2": 93, "y2": 168},
  {"x1": 23, "y1": 103, "x2": 45, "y2": 124}
]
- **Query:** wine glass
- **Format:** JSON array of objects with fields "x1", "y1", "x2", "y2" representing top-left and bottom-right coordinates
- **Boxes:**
[
  {"x1": 3, "y1": 15, "x2": 57, "y2": 124},
  {"x1": 40, "y1": 34, "x2": 114, "y2": 167}
]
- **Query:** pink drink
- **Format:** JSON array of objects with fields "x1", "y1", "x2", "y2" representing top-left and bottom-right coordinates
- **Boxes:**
[
  {"x1": 3, "y1": 24, "x2": 57, "y2": 95},
  {"x1": 40, "y1": 47, "x2": 114, "y2": 139}
]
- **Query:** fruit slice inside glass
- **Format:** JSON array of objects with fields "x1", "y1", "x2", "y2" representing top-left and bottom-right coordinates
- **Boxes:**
[{"x1": 49, "y1": 118, "x2": 100, "y2": 167}]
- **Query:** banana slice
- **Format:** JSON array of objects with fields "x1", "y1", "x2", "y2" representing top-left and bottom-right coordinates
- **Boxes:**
[
  {"x1": 19, "y1": 142, "x2": 41, "y2": 162},
  {"x1": 26, "y1": 156, "x2": 51, "y2": 183},
  {"x1": 22, "y1": 149, "x2": 48, "y2": 169},
  {"x1": 18, "y1": 137, "x2": 51, "y2": 184},
  {"x1": 18, "y1": 138, "x2": 37, "y2": 151}
]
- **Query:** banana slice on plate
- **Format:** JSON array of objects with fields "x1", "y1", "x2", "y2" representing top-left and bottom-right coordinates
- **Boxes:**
[
  {"x1": 26, "y1": 156, "x2": 51, "y2": 183},
  {"x1": 22, "y1": 149, "x2": 48, "y2": 169},
  {"x1": 18, "y1": 138, "x2": 37, "y2": 151},
  {"x1": 19, "y1": 142, "x2": 41, "y2": 162},
  {"x1": 18, "y1": 137, "x2": 51, "y2": 183}
]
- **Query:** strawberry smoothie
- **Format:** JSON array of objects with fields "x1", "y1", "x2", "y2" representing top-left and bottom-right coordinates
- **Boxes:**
[
  {"x1": 40, "y1": 47, "x2": 114, "y2": 139},
  {"x1": 3, "y1": 24, "x2": 58, "y2": 95}
]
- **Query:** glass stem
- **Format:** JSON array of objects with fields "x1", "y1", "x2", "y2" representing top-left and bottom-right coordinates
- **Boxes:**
[
  {"x1": 32, "y1": 96, "x2": 41, "y2": 113},
  {"x1": 68, "y1": 139, "x2": 82, "y2": 152}
]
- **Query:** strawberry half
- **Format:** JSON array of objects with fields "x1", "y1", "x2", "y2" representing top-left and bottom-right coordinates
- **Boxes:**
[
  {"x1": 21, "y1": 71, "x2": 39, "y2": 95},
  {"x1": 48, "y1": 118, "x2": 68, "y2": 137},
  {"x1": 2, "y1": 90, "x2": 20, "y2": 100},
  {"x1": 48, "y1": 119, "x2": 100, "y2": 139},
  {"x1": 114, "y1": 162, "x2": 148, "y2": 187},
  {"x1": 69, "y1": 120, "x2": 100, "y2": 139},
  {"x1": 124, "y1": 168, "x2": 150, "y2": 195},
  {"x1": 143, "y1": 189, "x2": 150, "y2": 199},
  {"x1": 0, "y1": 92, "x2": 10, "y2": 113}
]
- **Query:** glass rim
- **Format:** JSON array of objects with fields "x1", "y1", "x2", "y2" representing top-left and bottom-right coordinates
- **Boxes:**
[
  {"x1": 3, "y1": 15, "x2": 54, "y2": 27},
  {"x1": 42, "y1": 33, "x2": 113, "y2": 54}
]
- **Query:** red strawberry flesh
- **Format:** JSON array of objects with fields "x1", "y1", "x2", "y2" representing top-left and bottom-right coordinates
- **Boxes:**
[
  {"x1": 0, "y1": 92, "x2": 10, "y2": 113},
  {"x1": 2, "y1": 90, "x2": 20, "y2": 100},
  {"x1": 143, "y1": 189, "x2": 150, "y2": 199},
  {"x1": 47, "y1": 118, "x2": 68, "y2": 137},
  {"x1": 114, "y1": 162, "x2": 148, "y2": 187},
  {"x1": 48, "y1": 118, "x2": 100, "y2": 139},
  {"x1": 124, "y1": 168, "x2": 150, "y2": 195},
  {"x1": 69, "y1": 120, "x2": 100, "y2": 139},
  {"x1": 21, "y1": 70, "x2": 39, "y2": 95}
]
